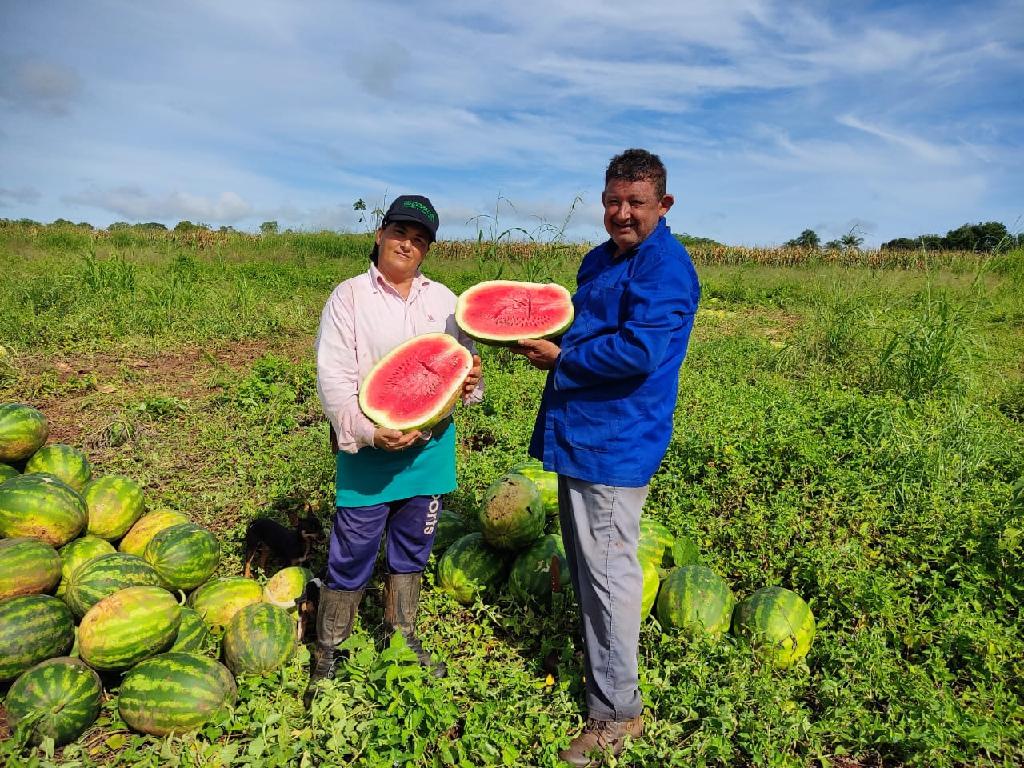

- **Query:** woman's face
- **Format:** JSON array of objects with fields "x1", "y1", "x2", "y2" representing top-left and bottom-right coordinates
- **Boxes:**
[{"x1": 375, "y1": 221, "x2": 431, "y2": 281}]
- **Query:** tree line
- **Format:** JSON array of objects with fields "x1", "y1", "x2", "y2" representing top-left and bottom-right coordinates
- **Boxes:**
[{"x1": 786, "y1": 221, "x2": 1021, "y2": 252}]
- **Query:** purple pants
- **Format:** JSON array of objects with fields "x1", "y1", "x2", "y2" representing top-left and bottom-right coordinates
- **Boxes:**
[{"x1": 326, "y1": 494, "x2": 441, "y2": 591}]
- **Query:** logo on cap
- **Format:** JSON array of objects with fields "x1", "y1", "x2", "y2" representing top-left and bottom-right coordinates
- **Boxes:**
[{"x1": 401, "y1": 199, "x2": 437, "y2": 223}]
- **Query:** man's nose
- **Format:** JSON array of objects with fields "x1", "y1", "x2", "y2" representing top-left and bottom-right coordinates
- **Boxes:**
[{"x1": 615, "y1": 203, "x2": 632, "y2": 220}]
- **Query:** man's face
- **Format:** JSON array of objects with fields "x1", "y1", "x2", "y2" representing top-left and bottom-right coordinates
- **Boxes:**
[
  {"x1": 375, "y1": 221, "x2": 431, "y2": 277},
  {"x1": 602, "y1": 179, "x2": 673, "y2": 255}
]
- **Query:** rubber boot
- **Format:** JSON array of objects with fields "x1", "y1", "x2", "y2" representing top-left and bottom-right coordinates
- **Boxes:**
[
  {"x1": 383, "y1": 571, "x2": 447, "y2": 678},
  {"x1": 303, "y1": 586, "x2": 363, "y2": 709}
]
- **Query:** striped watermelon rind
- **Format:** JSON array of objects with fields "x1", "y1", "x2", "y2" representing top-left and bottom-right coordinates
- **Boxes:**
[
  {"x1": 0, "y1": 594, "x2": 75, "y2": 682},
  {"x1": 118, "y1": 509, "x2": 190, "y2": 556},
  {"x1": 223, "y1": 602, "x2": 296, "y2": 675},
  {"x1": 0, "y1": 403, "x2": 49, "y2": 463},
  {"x1": 118, "y1": 652, "x2": 237, "y2": 736},
  {"x1": 5, "y1": 656, "x2": 102, "y2": 746},
  {"x1": 64, "y1": 552, "x2": 162, "y2": 619},
  {"x1": 432, "y1": 509, "x2": 472, "y2": 556},
  {"x1": 78, "y1": 586, "x2": 181, "y2": 671},
  {"x1": 638, "y1": 517, "x2": 675, "y2": 569},
  {"x1": 188, "y1": 576, "x2": 264, "y2": 630},
  {"x1": 438, "y1": 532, "x2": 509, "y2": 605},
  {"x1": 56, "y1": 536, "x2": 117, "y2": 598},
  {"x1": 656, "y1": 564, "x2": 735, "y2": 636},
  {"x1": 478, "y1": 474, "x2": 545, "y2": 551},
  {"x1": 732, "y1": 586, "x2": 816, "y2": 668},
  {"x1": 511, "y1": 460, "x2": 559, "y2": 517},
  {"x1": 640, "y1": 557, "x2": 661, "y2": 620},
  {"x1": 507, "y1": 533, "x2": 570, "y2": 604},
  {"x1": 170, "y1": 606, "x2": 217, "y2": 656},
  {"x1": 0, "y1": 537, "x2": 61, "y2": 599},
  {"x1": 144, "y1": 522, "x2": 220, "y2": 591},
  {"x1": 263, "y1": 566, "x2": 312, "y2": 610},
  {"x1": 25, "y1": 444, "x2": 92, "y2": 492},
  {"x1": 0, "y1": 473, "x2": 87, "y2": 546},
  {"x1": 82, "y1": 474, "x2": 145, "y2": 540},
  {"x1": 0, "y1": 462, "x2": 19, "y2": 483}
]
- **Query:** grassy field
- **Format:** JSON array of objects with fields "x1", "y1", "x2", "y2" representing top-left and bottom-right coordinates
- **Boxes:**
[{"x1": 2, "y1": 224, "x2": 1023, "y2": 767}]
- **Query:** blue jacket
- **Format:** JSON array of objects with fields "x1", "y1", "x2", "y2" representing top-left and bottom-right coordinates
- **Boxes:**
[{"x1": 529, "y1": 218, "x2": 700, "y2": 487}]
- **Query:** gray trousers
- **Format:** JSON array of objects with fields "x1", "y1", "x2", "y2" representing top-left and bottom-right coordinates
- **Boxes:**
[{"x1": 558, "y1": 475, "x2": 649, "y2": 721}]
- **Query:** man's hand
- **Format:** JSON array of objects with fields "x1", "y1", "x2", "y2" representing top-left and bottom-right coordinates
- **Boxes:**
[
  {"x1": 511, "y1": 338, "x2": 560, "y2": 370},
  {"x1": 373, "y1": 427, "x2": 427, "y2": 451},
  {"x1": 462, "y1": 354, "x2": 482, "y2": 402}
]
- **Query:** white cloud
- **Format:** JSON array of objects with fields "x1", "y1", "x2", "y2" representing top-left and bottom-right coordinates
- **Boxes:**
[{"x1": 63, "y1": 187, "x2": 253, "y2": 223}]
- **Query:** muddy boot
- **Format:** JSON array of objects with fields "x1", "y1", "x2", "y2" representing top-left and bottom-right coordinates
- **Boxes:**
[
  {"x1": 303, "y1": 586, "x2": 363, "y2": 709},
  {"x1": 558, "y1": 716, "x2": 644, "y2": 767},
  {"x1": 383, "y1": 571, "x2": 447, "y2": 678}
]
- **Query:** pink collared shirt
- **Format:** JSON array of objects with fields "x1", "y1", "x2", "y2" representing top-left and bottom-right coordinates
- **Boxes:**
[{"x1": 315, "y1": 263, "x2": 483, "y2": 454}]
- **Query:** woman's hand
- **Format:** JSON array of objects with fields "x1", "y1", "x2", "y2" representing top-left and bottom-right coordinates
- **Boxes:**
[
  {"x1": 462, "y1": 354, "x2": 482, "y2": 402},
  {"x1": 373, "y1": 427, "x2": 427, "y2": 451}
]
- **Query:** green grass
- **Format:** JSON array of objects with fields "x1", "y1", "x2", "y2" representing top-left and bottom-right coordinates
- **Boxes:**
[{"x1": 1, "y1": 227, "x2": 1023, "y2": 766}]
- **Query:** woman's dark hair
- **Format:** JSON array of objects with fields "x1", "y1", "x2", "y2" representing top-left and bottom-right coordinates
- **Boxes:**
[{"x1": 605, "y1": 148, "x2": 667, "y2": 198}]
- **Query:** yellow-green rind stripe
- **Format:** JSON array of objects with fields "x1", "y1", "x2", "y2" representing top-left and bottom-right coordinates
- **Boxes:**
[
  {"x1": 170, "y1": 606, "x2": 216, "y2": 655},
  {"x1": 437, "y1": 533, "x2": 509, "y2": 606},
  {"x1": 25, "y1": 444, "x2": 92, "y2": 492},
  {"x1": 144, "y1": 523, "x2": 220, "y2": 591},
  {"x1": 56, "y1": 536, "x2": 116, "y2": 598},
  {"x1": 82, "y1": 475, "x2": 145, "y2": 540},
  {"x1": 78, "y1": 586, "x2": 181, "y2": 671},
  {"x1": 223, "y1": 603, "x2": 296, "y2": 675},
  {"x1": 0, "y1": 404, "x2": 49, "y2": 463},
  {"x1": 188, "y1": 576, "x2": 263, "y2": 629},
  {"x1": 0, "y1": 537, "x2": 61, "y2": 599},
  {"x1": 118, "y1": 509, "x2": 190, "y2": 556},
  {"x1": 0, "y1": 463, "x2": 18, "y2": 482},
  {"x1": 65, "y1": 553, "x2": 162, "y2": 619},
  {"x1": 5, "y1": 657, "x2": 102, "y2": 746},
  {"x1": 732, "y1": 586, "x2": 816, "y2": 668},
  {"x1": 0, "y1": 594, "x2": 75, "y2": 681},
  {"x1": 656, "y1": 564, "x2": 735, "y2": 636},
  {"x1": 0, "y1": 474, "x2": 87, "y2": 546}
]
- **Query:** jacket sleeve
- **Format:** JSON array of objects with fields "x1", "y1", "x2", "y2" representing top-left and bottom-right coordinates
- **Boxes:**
[
  {"x1": 315, "y1": 282, "x2": 377, "y2": 453},
  {"x1": 552, "y1": 249, "x2": 697, "y2": 391}
]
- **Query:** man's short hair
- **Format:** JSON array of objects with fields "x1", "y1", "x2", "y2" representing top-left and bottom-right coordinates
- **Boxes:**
[{"x1": 605, "y1": 149, "x2": 667, "y2": 198}]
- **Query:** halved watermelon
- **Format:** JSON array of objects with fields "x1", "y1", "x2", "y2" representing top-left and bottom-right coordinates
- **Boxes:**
[
  {"x1": 358, "y1": 333, "x2": 472, "y2": 432},
  {"x1": 455, "y1": 280, "x2": 573, "y2": 346}
]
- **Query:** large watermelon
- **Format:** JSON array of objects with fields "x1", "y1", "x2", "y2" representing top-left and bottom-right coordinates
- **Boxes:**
[
  {"x1": 64, "y1": 552, "x2": 163, "y2": 619},
  {"x1": 188, "y1": 576, "x2": 264, "y2": 630},
  {"x1": 118, "y1": 509, "x2": 190, "y2": 556},
  {"x1": 144, "y1": 522, "x2": 220, "y2": 591},
  {"x1": 640, "y1": 558, "x2": 661, "y2": 620},
  {"x1": 0, "y1": 473, "x2": 87, "y2": 546},
  {"x1": 431, "y1": 509, "x2": 472, "y2": 555},
  {"x1": 0, "y1": 403, "x2": 49, "y2": 463},
  {"x1": 0, "y1": 462, "x2": 19, "y2": 483},
  {"x1": 82, "y1": 475, "x2": 145, "y2": 540},
  {"x1": 656, "y1": 565, "x2": 735, "y2": 635},
  {"x1": 637, "y1": 517, "x2": 676, "y2": 569},
  {"x1": 511, "y1": 459, "x2": 559, "y2": 517},
  {"x1": 455, "y1": 281, "x2": 574, "y2": 346},
  {"x1": 0, "y1": 537, "x2": 61, "y2": 599},
  {"x1": 478, "y1": 473, "x2": 545, "y2": 550},
  {"x1": 5, "y1": 657, "x2": 102, "y2": 746},
  {"x1": 223, "y1": 602, "x2": 296, "y2": 675},
  {"x1": 170, "y1": 606, "x2": 217, "y2": 655},
  {"x1": 25, "y1": 444, "x2": 92, "y2": 491},
  {"x1": 55, "y1": 535, "x2": 116, "y2": 599},
  {"x1": 437, "y1": 532, "x2": 509, "y2": 605},
  {"x1": 358, "y1": 333, "x2": 473, "y2": 432},
  {"x1": 78, "y1": 585, "x2": 181, "y2": 671},
  {"x1": 118, "y1": 652, "x2": 237, "y2": 736},
  {"x1": 732, "y1": 586, "x2": 816, "y2": 668},
  {"x1": 0, "y1": 594, "x2": 75, "y2": 681},
  {"x1": 263, "y1": 566, "x2": 312, "y2": 610},
  {"x1": 508, "y1": 533, "x2": 570, "y2": 604}
]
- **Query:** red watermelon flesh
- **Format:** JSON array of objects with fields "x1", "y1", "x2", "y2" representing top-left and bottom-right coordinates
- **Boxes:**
[
  {"x1": 359, "y1": 333, "x2": 472, "y2": 432},
  {"x1": 455, "y1": 280, "x2": 573, "y2": 345}
]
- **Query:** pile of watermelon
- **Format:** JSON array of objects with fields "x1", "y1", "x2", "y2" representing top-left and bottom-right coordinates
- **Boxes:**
[{"x1": 0, "y1": 403, "x2": 299, "y2": 750}]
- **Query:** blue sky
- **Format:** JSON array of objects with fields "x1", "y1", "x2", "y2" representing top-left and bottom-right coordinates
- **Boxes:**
[{"x1": 1, "y1": 1, "x2": 1021, "y2": 246}]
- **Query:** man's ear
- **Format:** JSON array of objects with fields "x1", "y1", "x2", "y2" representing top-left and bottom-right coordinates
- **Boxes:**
[{"x1": 659, "y1": 194, "x2": 675, "y2": 217}]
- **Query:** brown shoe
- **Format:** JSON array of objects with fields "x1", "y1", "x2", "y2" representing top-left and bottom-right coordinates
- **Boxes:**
[{"x1": 558, "y1": 715, "x2": 643, "y2": 767}]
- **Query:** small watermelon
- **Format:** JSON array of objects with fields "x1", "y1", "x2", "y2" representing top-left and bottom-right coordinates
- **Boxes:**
[
  {"x1": 188, "y1": 576, "x2": 264, "y2": 630},
  {"x1": 656, "y1": 565, "x2": 735, "y2": 636},
  {"x1": 170, "y1": 606, "x2": 217, "y2": 655},
  {"x1": 431, "y1": 509, "x2": 472, "y2": 555},
  {"x1": 732, "y1": 586, "x2": 816, "y2": 668},
  {"x1": 0, "y1": 594, "x2": 75, "y2": 681},
  {"x1": 25, "y1": 444, "x2": 92, "y2": 492},
  {"x1": 0, "y1": 463, "x2": 19, "y2": 483},
  {"x1": 0, "y1": 403, "x2": 49, "y2": 463},
  {"x1": 64, "y1": 552, "x2": 162, "y2": 619},
  {"x1": 508, "y1": 533, "x2": 570, "y2": 604},
  {"x1": 5, "y1": 657, "x2": 102, "y2": 746},
  {"x1": 118, "y1": 509, "x2": 190, "y2": 556},
  {"x1": 223, "y1": 602, "x2": 296, "y2": 675},
  {"x1": 78, "y1": 585, "x2": 181, "y2": 671},
  {"x1": 263, "y1": 566, "x2": 312, "y2": 610},
  {"x1": 640, "y1": 558, "x2": 661, "y2": 620},
  {"x1": 637, "y1": 518, "x2": 675, "y2": 569},
  {"x1": 478, "y1": 474, "x2": 545, "y2": 551},
  {"x1": 0, "y1": 473, "x2": 87, "y2": 546},
  {"x1": 511, "y1": 459, "x2": 559, "y2": 517},
  {"x1": 118, "y1": 652, "x2": 237, "y2": 736},
  {"x1": 0, "y1": 537, "x2": 61, "y2": 599},
  {"x1": 82, "y1": 474, "x2": 145, "y2": 540},
  {"x1": 55, "y1": 536, "x2": 116, "y2": 599},
  {"x1": 437, "y1": 532, "x2": 509, "y2": 605},
  {"x1": 144, "y1": 522, "x2": 220, "y2": 591}
]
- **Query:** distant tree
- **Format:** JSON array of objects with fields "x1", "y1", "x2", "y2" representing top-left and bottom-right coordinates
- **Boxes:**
[
  {"x1": 840, "y1": 232, "x2": 864, "y2": 250},
  {"x1": 51, "y1": 218, "x2": 75, "y2": 227},
  {"x1": 785, "y1": 229, "x2": 820, "y2": 248},
  {"x1": 173, "y1": 220, "x2": 209, "y2": 233},
  {"x1": 108, "y1": 221, "x2": 131, "y2": 230},
  {"x1": 260, "y1": 220, "x2": 279, "y2": 235},
  {"x1": 76, "y1": 221, "x2": 93, "y2": 229},
  {"x1": 674, "y1": 233, "x2": 723, "y2": 248},
  {"x1": 881, "y1": 237, "x2": 918, "y2": 251},
  {"x1": 218, "y1": 225, "x2": 237, "y2": 233},
  {"x1": 353, "y1": 198, "x2": 367, "y2": 224},
  {"x1": 823, "y1": 239, "x2": 843, "y2": 250},
  {"x1": 944, "y1": 221, "x2": 1008, "y2": 251},
  {"x1": 137, "y1": 221, "x2": 167, "y2": 231}
]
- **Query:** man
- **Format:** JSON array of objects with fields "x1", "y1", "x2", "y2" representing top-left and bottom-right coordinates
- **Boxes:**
[{"x1": 513, "y1": 149, "x2": 700, "y2": 766}]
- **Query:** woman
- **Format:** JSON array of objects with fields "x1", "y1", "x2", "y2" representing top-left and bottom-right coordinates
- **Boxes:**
[{"x1": 307, "y1": 195, "x2": 482, "y2": 705}]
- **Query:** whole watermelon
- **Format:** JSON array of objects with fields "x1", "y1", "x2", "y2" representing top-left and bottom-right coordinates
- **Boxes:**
[
  {"x1": 637, "y1": 518, "x2": 675, "y2": 569},
  {"x1": 64, "y1": 552, "x2": 162, "y2": 619},
  {"x1": 144, "y1": 522, "x2": 220, "y2": 591},
  {"x1": 0, "y1": 462, "x2": 19, "y2": 483},
  {"x1": 656, "y1": 565, "x2": 735, "y2": 636},
  {"x1": 170, "y1": 606, "x2": 217, "y2": 655},
  {"x1": 0, "y1": 594, "x2": 75, "y2": 681},
  {"x1": 118, "y1": 652, "x2": 237, "y2": 736},
  {"x1": 478, "y1": 474, "x2": 545, "y2": 551},
  {"x1": 511, "y1": 459, "x2": 559, "y2": 517},
  {"x1": 431, "y1": 509, "x2": 472, "y2": 555},
  {"x1": 263, "y1": 566, "x2": 312, "y2": 610},
  {"x1": 25, "y1": 444, "x2": 92, "y2": 492},
  {"x1": 438, "y1": 532, "x2": 509, "y2": 605},
  {"x1": 223, "y1": 602, "x2": 296, "y2": 675},
  {"x1": 188, "y1": 576, "x2": 264, "y2": 630},
  {"x1": 78, "y1": 585, "x2": 181, "y2": 671},
  {"x1": 118, "y1": 509, "x2": 189, "y2": 556},
  {"x1": 732, "y1": 586, "x2": 816, "y2": 668},
  {"x1": 0, "y1": 403, "x2": 49, "y2": 463},
  {"x1": 55, "y1": 536, "x2": 116, "y2": 598},
  {"x1": 82, "y1": 475, "x2": 145, "y2": 540},
  {"x1": 0, "y1": 473, "x2": 87, "y2": 546},
  {"x1": 0, "y1": 537, "x2": 61, "y2": 599},
  {"x1": 508, "y1": 533, "x2": 570, "y2": 604},
  {"x1": 5, "y1": 657, "x2": 102, "y2": 746}
]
